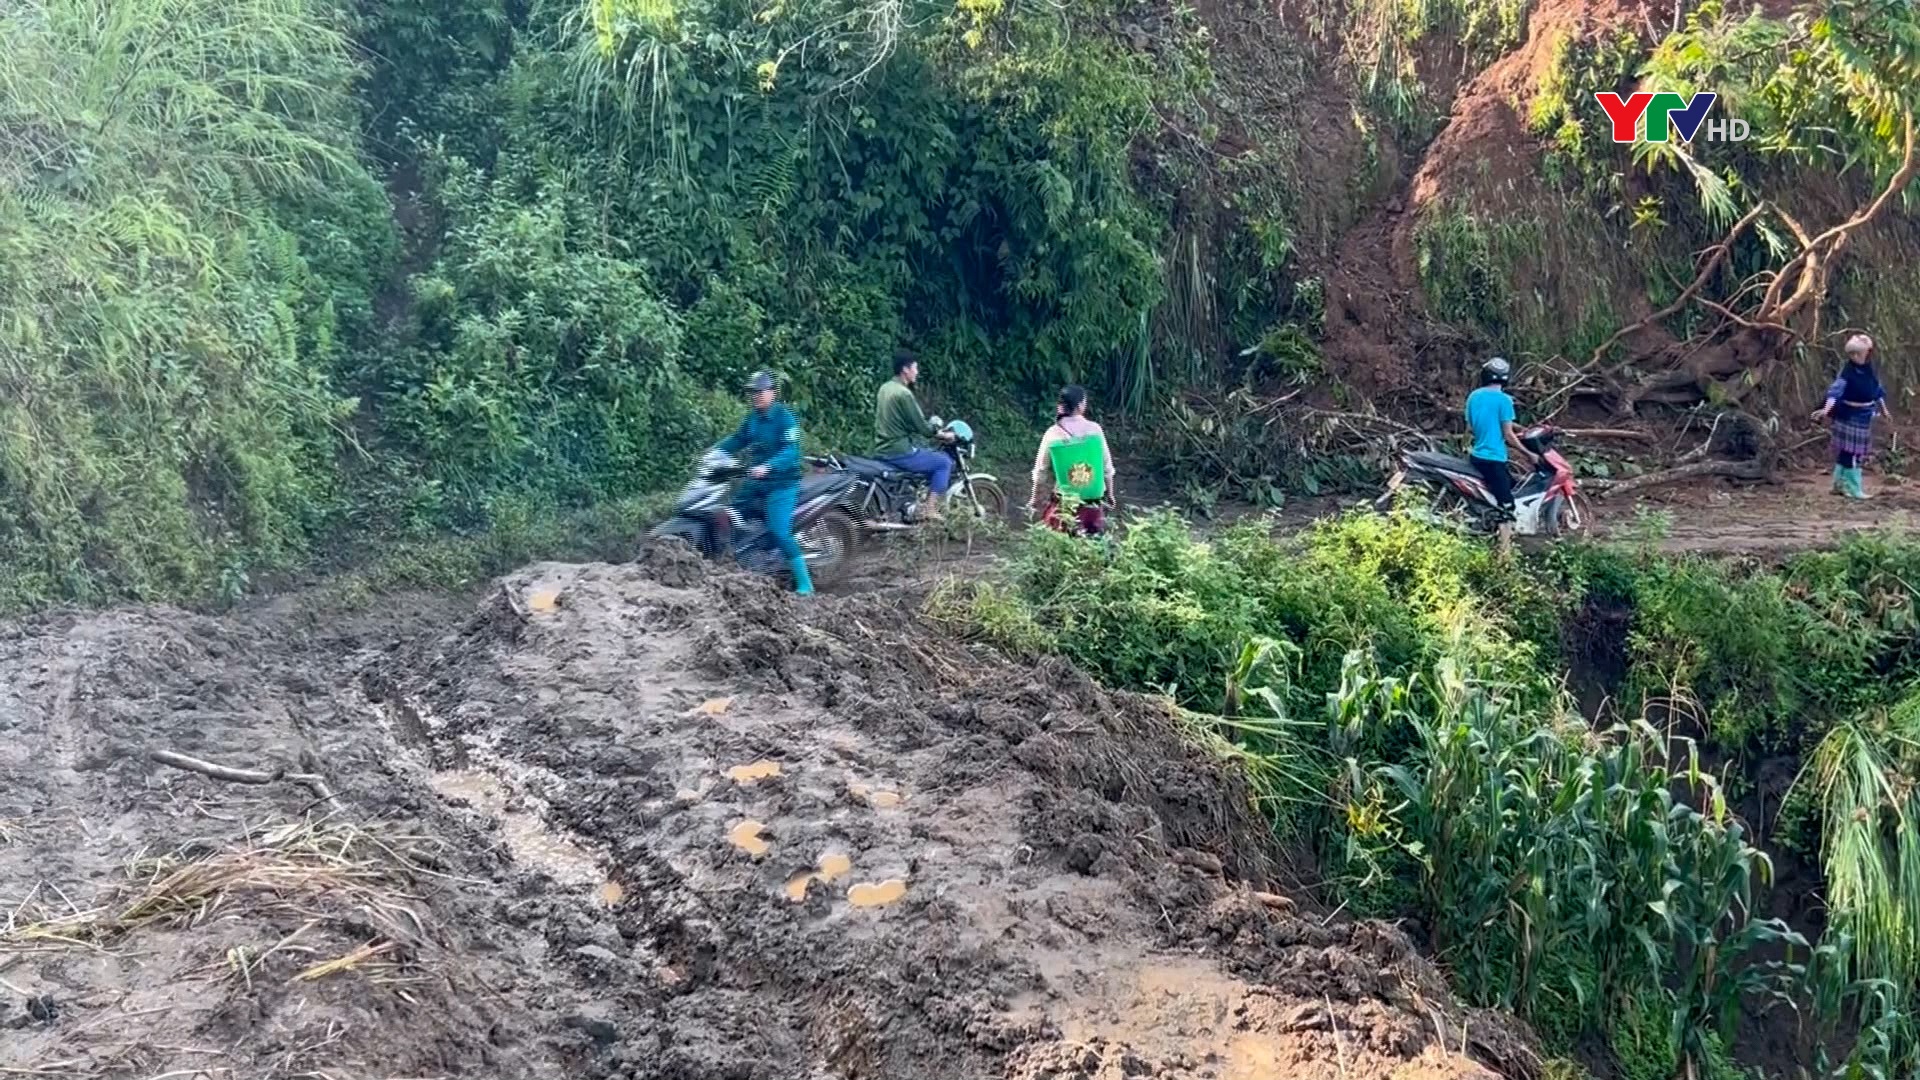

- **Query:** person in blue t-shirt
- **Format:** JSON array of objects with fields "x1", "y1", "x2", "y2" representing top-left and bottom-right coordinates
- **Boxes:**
[{"x1": 1464, "y1": 357, "x2": 1539, "y2": 551}]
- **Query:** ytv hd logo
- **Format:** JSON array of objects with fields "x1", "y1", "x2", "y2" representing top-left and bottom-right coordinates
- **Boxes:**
[{"x1": 1593, "y1": 92, "x2": 1749, "y2": 144}]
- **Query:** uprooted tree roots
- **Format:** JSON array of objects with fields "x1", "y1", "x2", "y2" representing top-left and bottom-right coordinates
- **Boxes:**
[{"x1": 1551, "y1": 112, "x2": 1917, "y2": 418}]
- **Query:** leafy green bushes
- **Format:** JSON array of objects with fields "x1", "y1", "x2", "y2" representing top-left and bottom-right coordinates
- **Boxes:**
[
  {"x1": 376, "y1": 152, "x2": 728, "y2": 515},
  {"x1": 0, "y1": 0, "x2": 1226, "y2": 605},
  {"x1": 1589, "y1": 538, "x2": 1920, "y2": 750},
  {"x1": 0, "y1": 0, "x2": 386, "y2": 606},
  {"x1": 986, "y1": 509, "x2": 1559, "y2": 712},
  {"x1": 946, "y1": 510, "x2": 1920, "y2": 1077}
]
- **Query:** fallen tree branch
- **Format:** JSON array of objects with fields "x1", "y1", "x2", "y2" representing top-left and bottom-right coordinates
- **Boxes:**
[
  {"x1": 1696, "y1": 297, "x2": 1793, "y2": 336},
  {"x1": 1593, "y1": 204, "x2": 1768, "y2": 370},
  {"x1": 1535, "y1": 205, "x2": 1768, "y2": 417},
  {"x1": 1557, "y1": 428, "x2": 1655, "y2": 441},
  {"x1": 1765, "y1": 111, "x2": 1917, "y2": 322},
  {"x1": 1590, "y1": 458, "x2": 1770, "y2": 499},
  {"x1": 149, "y1": 749, "x2": 337, "y2": 803},
  {"x1": 1677, "y1": 412, "x2": 1727, "y2": 464}
]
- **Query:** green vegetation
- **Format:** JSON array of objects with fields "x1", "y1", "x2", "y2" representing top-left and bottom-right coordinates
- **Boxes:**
[
  {"x1": 0, "y1": 0, "x2": 1235, "y2": 607},
  {"x1": 11, "y1": 0, "x2": 1920, "y2": 1072},
  {"x1": 1339, "y1": 0, "x2": 1534, "y2": 135},
  {"x1": 0, "y1": 0, "x2": 380, "y2": 605},
  {"x1": 938, "y1": 511, "x2": 1920, "y2": 1078},
  {"x1": 1462, "y1": 0, "x2": 1920, "y2": 401}
]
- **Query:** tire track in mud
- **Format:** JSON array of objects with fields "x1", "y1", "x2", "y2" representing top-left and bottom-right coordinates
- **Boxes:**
[
  {"x1": 32, "y1": 618, "x2": 102, "y2": 778},
  {"x1": 367, "y1": 551, "x2": 1528, "y2": 1080}
]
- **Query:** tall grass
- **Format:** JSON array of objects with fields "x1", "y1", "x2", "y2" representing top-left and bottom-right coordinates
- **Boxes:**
[{"x1": 0, "y1": 0, "x2": 380, "y2": 604}]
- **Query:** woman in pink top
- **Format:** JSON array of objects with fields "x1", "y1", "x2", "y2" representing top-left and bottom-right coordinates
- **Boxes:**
[{"x1": 1029, "y1": 385, "x2": 1116, "y2": 535}]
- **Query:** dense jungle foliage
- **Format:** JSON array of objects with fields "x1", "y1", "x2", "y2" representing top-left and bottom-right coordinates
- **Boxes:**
[
  {"x1": 0, "y1": 0, "x2": 1215, "y2": 606},
  {"x1": 936, "y1": 513, "x2": 1920, "y2": 1080},
  {"x1": 3, "y1": 0, "x2": 1917, "y2": 603}
]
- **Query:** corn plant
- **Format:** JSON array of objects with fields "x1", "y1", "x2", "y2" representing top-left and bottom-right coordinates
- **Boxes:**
[
  {"x1": 1802, "y1": 935, "x2": 1915, "y2": 1080},
  {"x1": 1320, "y1": 645, "x2": 1798, "y2": 1069},
  {"x1": 1660, "y1": 796, "x2": 1802, "y2": 1080},
  {"x1": 1793, "y1": 700, "x2": 1920, "y2": 994}
]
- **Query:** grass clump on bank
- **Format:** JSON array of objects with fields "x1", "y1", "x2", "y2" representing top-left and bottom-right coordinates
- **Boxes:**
[{"x1": 934, "y1": 509, "x2": 1920, "y2": 1079}]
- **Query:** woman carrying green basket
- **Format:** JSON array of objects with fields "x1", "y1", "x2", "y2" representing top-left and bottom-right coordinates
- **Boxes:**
[{"x1": 1029, "y1": 385, "x2": 1116, "y2": 536}]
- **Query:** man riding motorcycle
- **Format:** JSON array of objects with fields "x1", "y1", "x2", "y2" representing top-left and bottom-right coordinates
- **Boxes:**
[
  {"x1": 873, "y1": 349, "x2": 957, "y2": 522},
  {"x1": 717, "y1": 371, "x2": 812, "y2": 595}
]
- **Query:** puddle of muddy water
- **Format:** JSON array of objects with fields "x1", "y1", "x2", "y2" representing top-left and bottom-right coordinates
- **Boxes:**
[
  {"x1": 429, "y1": 769, "x2": 601, "y2": 886},
  {"x1": 785, "y1": 872, "x2": 814, "y2": 902},
  {"x1": 848, "y1": 781, "x2": 905, "y2": 808},
  {"x1": 847, "y1": 879, "x2": 907, "y2": 908},
  {"x1": 784, "y1": 851, "x2": 856, "y2": 903},
  {"x1": 728, "y1": 820, "x2": 771, "y2": 857},
  {"x1": 725, "y1": 760, "x2": 781, "y2": 784}
]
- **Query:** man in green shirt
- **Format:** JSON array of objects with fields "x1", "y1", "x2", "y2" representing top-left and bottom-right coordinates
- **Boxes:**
[{"x1": 874, "y1": 349, "x2": 955, "y2": 521}]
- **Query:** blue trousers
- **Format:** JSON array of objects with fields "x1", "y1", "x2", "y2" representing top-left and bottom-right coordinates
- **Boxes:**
[
  {"x1": 882, "y1": 448, "x2": 952, "y2": 495},
  {"x1": 733, "y1": 479, "x2": 803, "y2": 562}
]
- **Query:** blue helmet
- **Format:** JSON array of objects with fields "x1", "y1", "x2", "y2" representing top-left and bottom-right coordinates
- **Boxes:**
[{"x1": 945, "y1": 419, "x2": 974, "y2": 445}]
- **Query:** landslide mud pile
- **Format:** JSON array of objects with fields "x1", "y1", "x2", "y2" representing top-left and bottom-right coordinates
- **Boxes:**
[{"x1": 0, "y1": 548, "x2": 1533, "y2": 1079}]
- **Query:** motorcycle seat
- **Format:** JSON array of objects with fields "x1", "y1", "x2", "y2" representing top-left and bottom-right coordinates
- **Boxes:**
[
  {"x1": 838, "y1": 455, "x2": 904, "y2": 481},
  {"x1": 1409, "y1": 450, "x2": 1482, "y2": 476},
  {"x1": 798, "y1": 471, "x2": 854, "y2": 500}
]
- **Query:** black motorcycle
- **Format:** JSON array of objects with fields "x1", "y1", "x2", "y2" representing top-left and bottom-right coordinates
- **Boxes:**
[
  {"x1": 807, "y1": 418, "x2": 1007, "y2": 539},
  {"x1": 649, "y1": 450, "x2": 860, "y2": 586}
]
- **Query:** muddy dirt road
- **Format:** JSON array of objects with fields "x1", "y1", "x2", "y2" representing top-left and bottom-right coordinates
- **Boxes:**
[
  {"x1": 0, "y1": 543, "x2": 1529, "y2": 1080},
  {"x1": 0, "y1": 472, "x2": 1909, "y2": 1080},
  {"x1": 1194, "y1": 465, "x2": 1917, "y2": 555}
]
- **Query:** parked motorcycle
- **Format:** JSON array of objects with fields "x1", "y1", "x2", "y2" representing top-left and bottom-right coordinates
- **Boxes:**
[
  {"x1": 649, "y1": 450, "x2": 861, "y2": 586},
  {"x1": 1377, "y1": 425, "x2": 1588, "y2": 538},
  {"x1": 807, "y1": 418, "x2": 1008, "y2": 539}
]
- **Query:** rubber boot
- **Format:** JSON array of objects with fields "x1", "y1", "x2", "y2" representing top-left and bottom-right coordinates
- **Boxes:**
[
  {"x1": 789, "y1": 555, "x2": 814, "y2": 596},
  {"x1": 1831, "y1": 465, "x2": 1847, "y2": 495},
  {"x1": 1843, "y1": 467, "x2": 1870, "y2": 500}
]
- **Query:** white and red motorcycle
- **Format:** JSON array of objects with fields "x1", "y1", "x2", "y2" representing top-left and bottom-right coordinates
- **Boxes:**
[{"x1": 1378, "y1": 425, "x2": 1588, "y2": 538}]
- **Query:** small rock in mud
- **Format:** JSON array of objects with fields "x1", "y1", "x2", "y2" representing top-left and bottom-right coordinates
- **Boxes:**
[
  {"x1": 563, "y1": 1013, "x2": 620, "y2": 1045},
  {"x1": 1065, "y1": 833, "x2": 1105, "y2": 875},
  {"x1": 25, "y1": 994, "x2": 57, "y2": 1025},
  {"x1": 574, "y1": 944, "x2": 623, "y2": 966}
]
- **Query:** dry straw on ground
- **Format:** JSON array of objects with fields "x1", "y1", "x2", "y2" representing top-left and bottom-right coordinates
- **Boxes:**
[{"x1": 1, "y1": 817, "x2": 433, "y2": 987}]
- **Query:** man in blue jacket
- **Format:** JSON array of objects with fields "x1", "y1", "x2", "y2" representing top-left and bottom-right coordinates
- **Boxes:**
[{"x1": 717, "y1": 371, "x2": 812, "y2": 595}]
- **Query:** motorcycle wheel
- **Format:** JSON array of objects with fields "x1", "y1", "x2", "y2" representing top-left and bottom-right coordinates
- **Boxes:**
[
  {"x1": 1542, "y1": 494, "x2": 1589, "y2": 539},
  {"x1": 954, "y1": 478, "x2": 1008, "y2": 522},
  {"x1": 800, "y1": 510, "x2": 858, "y2": 587},
  {"x1": 649, "y1": 519, "x2": 711, "y2": 557}
]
